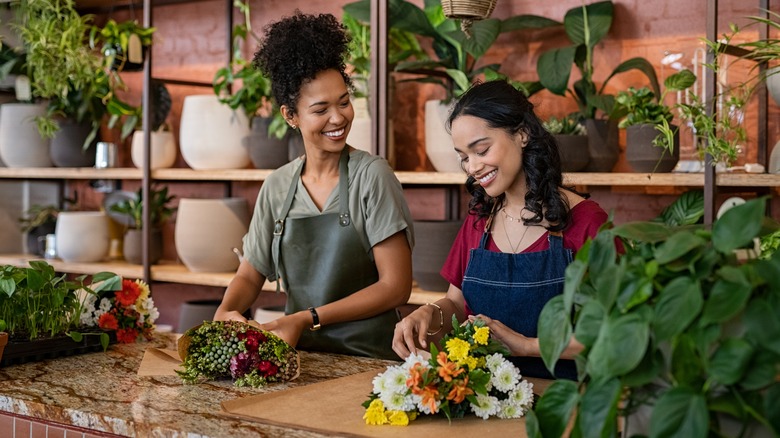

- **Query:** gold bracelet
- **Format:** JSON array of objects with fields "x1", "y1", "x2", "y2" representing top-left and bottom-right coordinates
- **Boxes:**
[{"x1": 425, "y1": 302, "x2": 444, "y2": 336}]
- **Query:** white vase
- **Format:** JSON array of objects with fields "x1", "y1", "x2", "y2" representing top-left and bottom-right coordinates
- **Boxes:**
[
  {"x1": 424, "y1": 100, "x2": 461, "y2": 172},
  {"x1": 179, "y1": 95, "x2": 251, "y2": 169},
  {"x1": 175, "y1": 198, "x2": 249, "y2": 272},
  {"x1": 131, "y1": 130, "x2": 177, "y2": 170},
  {"x1": 347, "y1": 97, "x2": 372, "y2": 153},
  {"x1": 766, "y1": 66, "x2": 780, "y2": 107},
  {"x1": 769, "y1": 140, "x2": 780, "y2": 174},
  {"x1": 0, "y1": 103, "x2": 52, "y2": 168},
  {"x1": 55, "y1": 212, "x2": 110, "y2": 263}
]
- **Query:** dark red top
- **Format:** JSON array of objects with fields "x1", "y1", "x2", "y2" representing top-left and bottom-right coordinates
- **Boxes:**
[{"x1": 441, "y1": 199, "x2": 608, "y2": 290}]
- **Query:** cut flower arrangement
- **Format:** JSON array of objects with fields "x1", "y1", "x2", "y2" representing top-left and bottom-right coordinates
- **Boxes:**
[
  {"x1": 176, "y1": 320, "x2": 300, "y2": 388},
  {"x1": 79, "y1": 278, "x2": 159, "y2": 344},
  {"x1": 363, "y1": 317, "x2": 535, "y2": 426}
]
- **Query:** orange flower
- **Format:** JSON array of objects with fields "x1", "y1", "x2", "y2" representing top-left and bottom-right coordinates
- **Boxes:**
[
  {"x1": 98, "y1": 312, "x2": 119, "y2": 330},
  {"x1": 116, "y1": 328, "x2": 139, "y2": 343},
  {"x1": 418, "y1": 384, "x2": 440, "y2": 414},
  {"x1": 446, "y1": 377, "x2": 474, "y2": 404},
  {"x1": 115, "y1": 279, "x2": 141, "y2": 307},
  {"x1": 436, "y1": 351, "x2": 464, "y2": 382},
  {"x1": 406, "y1": 363, "x2": 425, "y2": 391}
]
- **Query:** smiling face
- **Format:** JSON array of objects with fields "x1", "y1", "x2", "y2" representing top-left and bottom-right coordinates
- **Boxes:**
[
  {"x1": 451, "y1": 115, "x2": 526, "y2": 198},
  {"x1": 282, "y1": 69, "x2": 354, "y2": 156}
]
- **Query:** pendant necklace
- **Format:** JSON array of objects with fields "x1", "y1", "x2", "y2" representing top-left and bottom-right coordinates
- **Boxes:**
[{"x1": 502, "y1": 208, "x2": 530, "y2": 253}]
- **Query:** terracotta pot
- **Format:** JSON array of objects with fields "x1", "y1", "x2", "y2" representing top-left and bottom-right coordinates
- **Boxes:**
[
  {"x1": 123, "y1": 228, "x2": 163, "y2": 265},
  {"x1": 0, "y1": 102, "x2": 51, "y2": 168},
  {"x1": 131, "y1": 130, "x2": 177, "y2": 170},
  {"x1": 554, "y1": 134, "x2": 590, "y2": 172},
  {"x1": 425, "y1": 100, "x2": 461, "y2": 172},
  {"x1": 412, "y1": 221, "x2": 462, "y2": 292},
  {"x1": 55, "y1": 212, "x2": 110, "y2": 263},
  {"x1": 626, "y1": 124, "x2": 680, "y2": 173},
  {"x1": 179, "y1": 95, "x2": 251, "y2": 169},
  {"x1": 583, "y1": 119, "x2": 619, "y2": 172},
  {"x1": 175, "y1": 198, "x2": 249, "y2": 272}
]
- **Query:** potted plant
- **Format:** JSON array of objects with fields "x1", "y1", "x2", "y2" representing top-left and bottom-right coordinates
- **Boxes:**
[
  {"x1": 18, "y1": 204, "x2": 60, "y2": 256},
  {"x1": 614, "y1": 69, "x2": 696, "y2": 173},
  {"x1": 536, "y1": 0, "x2": 661, "y2": 172},
  {"x1": 543, "y1": 114, "x2": 589, "y2": 172},
  {"x1": 109, "y1": 185, "x2": 176, "y2": 265},
  {"x1": 0, "y1": 262, "x2": 122, "y2": 366},
  {"x1": 90, "y1": 18, "x2": 155, "y2": 72},
  {"x1": 529, "y1": 197, "x2": 780, "y2": 438}
]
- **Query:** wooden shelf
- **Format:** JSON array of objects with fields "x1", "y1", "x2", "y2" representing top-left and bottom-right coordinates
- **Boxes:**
[
  {"x1": 0, "y1": 167, "x2": 142, "y2": 180},
  {"x1": 0, "y1": 255, "x2": 442, "y2": 305}
]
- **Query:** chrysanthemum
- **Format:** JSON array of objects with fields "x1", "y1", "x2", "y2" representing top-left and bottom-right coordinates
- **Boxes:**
[
  {"x1": 491, "y1": 361, "x2": 521, "y2": 393},
  {"x1": 386, "y1": 410, "x2": 411, "y2": 426},
  {"x1": 496, "y1": 399, "x2": 525, "y2": 419},
  {"x1": 382, "y1": 366, "x2": 410, "y2": 394},
  {"x1": 363, "y1": 399, "x2": 388, "y2": 425},
  {"x1": 473, "y1": 326, "x2": 490, "y2": 345},
  {"x1": 509, "y1": 379, "x2": 535, "y2": 408},
  {"x1": 485, "y1": 353, "x2": 504, "y2": 373},
  {"x1": 380, "y1": 390, "x2": 416, "y2": 412},
  {"x1": 446, "y1": 338, "x2": 470, "y2": 362},
  {"x1": 470, "y1": 393, "x2": 500, "y2": 420}
]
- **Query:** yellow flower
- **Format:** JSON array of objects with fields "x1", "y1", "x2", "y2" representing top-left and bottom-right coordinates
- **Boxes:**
[
  {"x1": 134, "y1": 279, "x2": 151, "y2": 309},
  {"x1": 473, "y1": 326, "x2": 489, "y2": 345},
  {"x1": 386, "y1": 410, "x2": 410, "y2": 426},
  {"x1": 364, "y1": 399, "x2": 388, "y2": 425},
  {"x1": 461, "y1": 355, "x2": 478, "y2": 370},
  {"x1": 446, "y1": 338, "x2": 470, "y2": 362}
]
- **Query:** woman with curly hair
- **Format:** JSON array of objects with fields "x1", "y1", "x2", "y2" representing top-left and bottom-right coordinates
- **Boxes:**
[
  {"x1": 215, "y1": 11, "x2": 414, "y2": 360},
  {"x1": 392, "y1": 80, "x2": 607, "y2": 379}
]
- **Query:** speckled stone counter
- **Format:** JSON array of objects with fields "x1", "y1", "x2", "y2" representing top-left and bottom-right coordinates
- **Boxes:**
[{"x1": 0, "y1": 333, "x2": 397, "y2": 437}]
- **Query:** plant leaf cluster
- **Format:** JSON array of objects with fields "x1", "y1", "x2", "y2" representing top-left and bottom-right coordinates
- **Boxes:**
[
  {"x1": 543, "y1": 114, "x2": 587, "y2": 136},
  {"x1": 529, "y1": 197, "x2": 780, "y2": 438},
  {"x1": 109, "y1": 185, "x2": 176, "y2": 229},
  {"x1": 0, "y1": 262, "x2": 121, "y2": 342}
]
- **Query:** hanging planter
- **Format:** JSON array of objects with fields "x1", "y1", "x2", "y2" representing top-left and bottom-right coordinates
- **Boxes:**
[{"x1": 441, "y1": 0, "x2": 498, "y2": 33}]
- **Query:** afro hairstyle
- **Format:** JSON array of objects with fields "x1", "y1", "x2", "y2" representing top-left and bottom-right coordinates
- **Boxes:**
[{"x1": 253, "y1": 11, "x2": 353, "y2": 117}]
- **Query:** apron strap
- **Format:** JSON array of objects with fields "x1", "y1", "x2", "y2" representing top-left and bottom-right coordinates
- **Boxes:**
[
  {"x1": 337, "y1": 147, "x2": 351, "y2": 227},
  {"x1": 479, "y1": 201, "x2": 501, "y2": 249}
]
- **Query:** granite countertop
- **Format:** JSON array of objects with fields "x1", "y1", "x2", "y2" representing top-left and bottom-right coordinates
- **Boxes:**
[{"x1": 0, "y1": 333, "x2": 397, "y2": 437}]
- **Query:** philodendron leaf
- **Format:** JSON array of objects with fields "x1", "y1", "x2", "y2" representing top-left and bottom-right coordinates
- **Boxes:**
[
  {"x1": 577, "y1": 377, "x2": 622, "y2": 438},
  {"x1": 69, "y1": 332, "x2": 83, "y2": 342},
  {"x1": 740, "y1": 349, "x2": 780, "y2": 391},
  {"x1": 587, "y1": 313, "x2": 649, "y2": 380},
  {"x1": 525, "y1": 410, "x2": 542, "y2": 438},
  {"x1": 700, "y1": 278, "x2": 751, "y2": 326},
  {"x1": 664, "y1": 69, "x2": 697, "y2": 92},
  {"x1": 612, "y1": 221, "x2": 671, "y2": 243},
  {"x1": 744, "y1": 298, "x2": 780, "y2": 355},
  {"x1": 574, "y1": 299, "x2": 605, "y2": 349},
  {"x1": 649, "y1": 387, "x2": 708, "y2": 438},
  {"x1": 0, "y1": 278, "x2": 15, "y2": 297},
  {"x1": 461, "y1": 18, "x2": 501, "y2": 59},
  {"x1": 709, "y1": 338, "x2": 754, "y2": 385},
  {"x1": 653, "y1": 276, "x2": 702, "y2": 340},
  {"x1": 563, "y1": 259, "x2": 587, "y2": 312},
  {"x1": 712, "y1": 197, "x2": 765, "y2": 254},
  {"x1": 537, "y1": 46, "x2": 577, "y2": 96},
  {"x1": 532, "y1": 379, "x2": 580, "y2": 438},
  {"x1": 653, "y1": 231, "x2": 706, "y2": 264},
  {"x1": 538, "y1": 295, "x2": 572, "y2": 375},
  {"x1": 564, "y1": 0, "x2": 613, "y2": 47}
]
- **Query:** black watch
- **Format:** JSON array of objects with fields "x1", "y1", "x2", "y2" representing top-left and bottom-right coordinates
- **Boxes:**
[{"x1": 308, "y1": 307, "x2": 321, "y2": 331}]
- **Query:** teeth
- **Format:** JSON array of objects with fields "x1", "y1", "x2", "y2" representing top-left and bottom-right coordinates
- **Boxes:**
[
  {"x1": 324, "y1": 128, "x2": 345, "y2": 137},
  {"x1": 479, "y1": 170, "x2": 496, "y2": 184}
]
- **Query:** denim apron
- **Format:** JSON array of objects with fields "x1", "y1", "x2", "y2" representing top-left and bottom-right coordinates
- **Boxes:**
[
  {"x1": 461, "y1": 211, "x2": 577, "y2": 379},
  {"x1": 271, "y1": 148, "x2": 398, "y2": 360}
]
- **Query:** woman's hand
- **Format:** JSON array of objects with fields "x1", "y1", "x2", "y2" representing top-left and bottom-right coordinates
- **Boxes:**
[
  {"x1": 258, "y1": 311, "x2": 310, "y2": 347},
  {"x1": 213, "y1": 309, "x2": 247, "y2": 323},
  {"x1": 392, "y1": 304, "x2": 436, "y2": 359},
  {"x1": 469, "y1": 314, "x2": 537, "y2": 357}
]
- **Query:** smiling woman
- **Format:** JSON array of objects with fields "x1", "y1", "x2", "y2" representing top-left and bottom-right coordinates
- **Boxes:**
[{"x1": 213, "y1": 11, "x2": 415, "y2": 361}]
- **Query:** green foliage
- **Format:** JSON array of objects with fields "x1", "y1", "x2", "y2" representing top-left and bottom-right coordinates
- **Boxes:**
[
  {"x1": 654, "y1": 190, "x2": 704, "y2": 227},
  {"x1": 536, "y1": 1, "x2": 661, "y2": 121},
  {"x1": 109, "y1": 185, "x2": 176, "y2": 229},
  {"x1": 543, "y1": 114, "x2": 587, "y2": 136},
  {"x1": 531, "y1": 198, "x2": 780, "y2": 437},
  {"x1": 89, "y1": 19, "x2": 155, "y2": 71},
  {"x1": 0, "y1": 262, "x2": 121, "y2": 340}
]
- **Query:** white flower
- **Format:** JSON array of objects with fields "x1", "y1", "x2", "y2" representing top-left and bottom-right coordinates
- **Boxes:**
[
  {"x1": 99, "y1": 298, "x2": 111, "y2": 313},
  {"x1": 402, "y1": 352, "x2": 428, "y2": 371},
  {"x1": 380, "y1": 390, "x2": 416, "y2": 412},
  {"x1": 508, "y1": 380, "x2": 535, "y2": 408},
  {"x1": 383, "y1": 366, "x2": 409, "y2": 395},
  {"x1": 497, "y1": 399, "x2": 526, "y2": 419},
  {"x1": 470, "y1": 393, "x2": 500, "y2": 419},
  {"x1": 79, "y1": 309, "x2": 95, "y2": 326},
  {"x1": 491, "y1": 361, "x2": 521, "y2": 393},
  {"x1": 485, "y1": 353, "x2": 504, "y2": 373},
  {"x1": 372, "y1": 370, "x2": 390, "y2": 395}
]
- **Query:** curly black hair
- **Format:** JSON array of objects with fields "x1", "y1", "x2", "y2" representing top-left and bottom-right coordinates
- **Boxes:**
[
  {"x1": 446, "y1": 80, "x2": 581, "y2": 232},
  {"x1": 253, "y1": 11, "x2": 352, "y2": 117}
]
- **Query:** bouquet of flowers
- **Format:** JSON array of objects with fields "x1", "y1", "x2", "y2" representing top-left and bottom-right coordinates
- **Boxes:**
[
  {"x1": 176, "y1": 320, "x2": 300, "y2": 388},
  {"x1": 363, "y1": 316, "x2": 534, "y2": 426},
  {"x1": 79, "y1": 278, "x2": 158, "y2": 343}
]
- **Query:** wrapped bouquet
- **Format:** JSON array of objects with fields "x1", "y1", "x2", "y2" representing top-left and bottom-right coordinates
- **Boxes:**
[
  {"x1": 79, "y1": 278, "x2": 158, "y2": 343},
  {"x1": 363, "y1": 316, "x2": 534, "y2": 426},
  {"x1": 177, "y1": 320, "x2": 300, "y2": 388}
]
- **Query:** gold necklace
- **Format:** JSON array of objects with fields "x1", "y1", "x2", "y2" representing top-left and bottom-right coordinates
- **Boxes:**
[{"x1": 501, "y1": 208, "x2": 530, "y2": 253}]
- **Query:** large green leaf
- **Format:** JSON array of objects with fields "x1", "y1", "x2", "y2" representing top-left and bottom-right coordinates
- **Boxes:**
[
  {"x1": 577, "y1": 378, "x2": 622, "y2": 438},
  {"x1": 622, "y1": 347, "x2": 663, "y2": 387},
  {"x1": 563, "y1": 259, "x2": 587, "y2": 312},
  {"x1": 501, "y1": 15, "x2": 561, "y2": 32},
  {"x1": 587, "y1": 313, "x2": 649, "y2": 380},
  {"x1": 601, "y1": 57, "x2": 660, "y2": 99},
  {"x1": 588, "y1": 231, "x2": 618, "y2": 279},
  {"x1": 539, "y1": 295, "x2": 572, "y2": 375},
  {"x1": 709, "y1": 338, "x2": 754, "y2": 385},
  {"x1": 649, "y1": 388, "x2": 708, "y2": 438},
  {"x1": 656, "y1": 190, "x2": 704, "y2": 226},
  {"x1": 0, "y1": 277, "x2": 15, "y2": 297},
  {"x1": 740, "y1": 349, "x2": 780, "y2": 391},
  {"x1": 611, "y1": 222, "x2": 671, "y2": 243},
  {"x1": 712, "y1": 198, "x2": 765, "y2": 254},
  {"x1": 537, "y1": 46, "x2": 577, "y2": 96},
  {"x1": 525, "y1": 410, "x2": 542, "y2": 438},
  {"x1": 744, "y1": 298, "x2": 780, "y2": 355},
  {"x1": 653, "y1": 231, "x2": 706, "y2": 264},
  {"x1": 664, "y1": 69, "x2": 697, "y2": 92},
  {"x1": 386, "y1": 0, "x2": 438, "y2": 37},
  {"x1": 653, "y1": 277, "x2": 702, "y2": 340},
  {"x1": 564, "y1": 1, "x2": 614, "y2": 47},
  {"x1": 671, "y1": 333, "x2": 705, "y2": 388},
  {"x1": 533, "y1": 379, "x2": 580, "y2": 438},
  {"x1": 700, "y1": 277, "x2": 750, "y2": 326},
  {"x1": 574, "y1": 299, "x2": 605, "y2": 348},
  {"x1": 461, "y1": 18, "x2": 501, "y2": 60}
]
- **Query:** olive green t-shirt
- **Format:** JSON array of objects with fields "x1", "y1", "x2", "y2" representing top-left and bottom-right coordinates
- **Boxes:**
[{"x1": 243, "y1": 149, "x2": 414, "y2": 282}]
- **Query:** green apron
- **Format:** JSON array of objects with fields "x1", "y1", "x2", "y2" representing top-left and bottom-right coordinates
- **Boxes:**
[{"x1": 271, "y1": 148, "x2": 398, "y2": 360}]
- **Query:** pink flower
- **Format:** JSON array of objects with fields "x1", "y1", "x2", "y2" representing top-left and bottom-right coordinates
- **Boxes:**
[{"x1": 230, "y1": 352, "x2": 258, "y2": 378}]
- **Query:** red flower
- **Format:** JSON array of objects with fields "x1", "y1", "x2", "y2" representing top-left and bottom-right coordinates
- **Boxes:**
[
  {"x1": 116, "y1": 328, "x2": 139, "y2": 343},
  {"x1": 115, "y1": 279, "x2": 141, "y2": 307},
  {"x1": 243, "y1": 329, "x2": 267, "y2": 351},
  {"x1": 257, "y1": 360, "x2": 278, "y2": 377},
  {"x1": 98, "y1": 312, "x2": 119, "y2": 330}
]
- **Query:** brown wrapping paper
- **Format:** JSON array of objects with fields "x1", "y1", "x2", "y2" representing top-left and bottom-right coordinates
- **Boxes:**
[
  {"x1": 138, "y1": 348, "x2": 184, "y2": 376},
  {"x1": 221, "y1": 370, "x2": 554, "y2": 437}
]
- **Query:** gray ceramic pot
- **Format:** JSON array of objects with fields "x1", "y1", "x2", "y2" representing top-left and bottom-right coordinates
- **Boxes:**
[{"x1": 626, "y1": 124, "x2": 680, "y2": 173}]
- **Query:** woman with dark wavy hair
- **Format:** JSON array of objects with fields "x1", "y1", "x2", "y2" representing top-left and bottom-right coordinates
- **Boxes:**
[
  {"x1": 215, "y1": 11, "x2": 414, "y2": 360},
  {"x1": 392, "y1": 80, "x2": 607, "y2": 379}
]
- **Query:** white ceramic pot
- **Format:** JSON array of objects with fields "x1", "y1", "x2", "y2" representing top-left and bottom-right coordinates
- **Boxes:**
[
  {"x1": 131, "y1": 130, "x2": 177, "y2": 170},
  {"x1": 766, "y1": 66, "x2": 780, "y2": 107},
  {"x1": 55, "y1": 212, "x2": 110, "y2": 263},
  {"x1": 424, "y1": 100, "x2": 461, "y2": 172},
  {"x1": 179, "y1": 95, "x2": 251, "y2": 170},
  {"x1": 346, "y1": 97, "x2": 372, "y2": 153},
  {"x1": 175, "y1": 198, "x2": 249, "y2": 272},
  {"x1": 0, "y1": 103, "x2": 52, "y2": 168}
]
